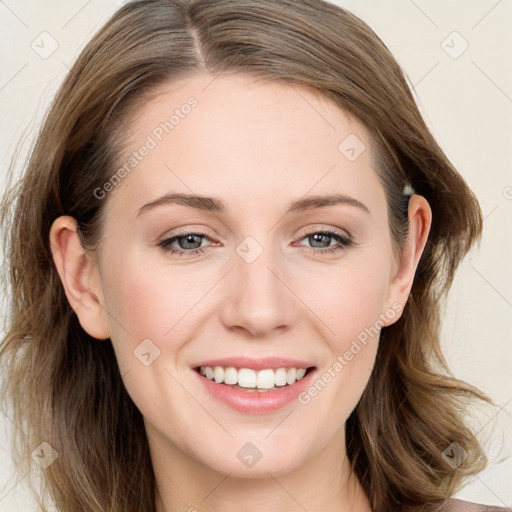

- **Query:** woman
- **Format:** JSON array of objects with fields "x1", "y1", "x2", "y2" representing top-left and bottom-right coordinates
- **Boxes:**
[{"x1": 0, "y1": 1, "x2": 508, "y2": 511}]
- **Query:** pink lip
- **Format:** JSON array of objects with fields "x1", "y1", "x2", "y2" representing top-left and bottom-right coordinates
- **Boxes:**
[
  {"x1": 192, "y1": 356, "x2": 314, "y2": 371},
  {"x1": 192, "y1": 366, "x2": 317, "y2": 415}
]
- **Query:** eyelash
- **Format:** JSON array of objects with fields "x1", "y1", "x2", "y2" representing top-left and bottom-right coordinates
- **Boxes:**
[{"x1": 157, "y1": 229, "x2": 354, "y2": 257}]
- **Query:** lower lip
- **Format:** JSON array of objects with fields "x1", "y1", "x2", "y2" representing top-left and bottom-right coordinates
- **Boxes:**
[{"x1": 193, "y1": 368, "x2": 316, "y2": 414}]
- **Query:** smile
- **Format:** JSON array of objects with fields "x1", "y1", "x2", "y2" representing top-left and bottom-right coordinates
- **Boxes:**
[
  {"x1": 197, "y1": 365, "x2": 310, "y2": 389},
  {"x1": 193, "y1": 366, "x2": 317, "y2": 414}
]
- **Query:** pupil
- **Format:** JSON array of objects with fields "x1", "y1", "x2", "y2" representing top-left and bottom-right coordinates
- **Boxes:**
[
  {"x1": 312, "y1": 233, "x2": 329, "y2": 248},
  {"x1": 182, "y1": 235, "x2": 200, "y2": 249}
]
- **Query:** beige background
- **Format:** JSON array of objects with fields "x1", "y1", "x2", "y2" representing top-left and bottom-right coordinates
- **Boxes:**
[{"x1": 0, "y1": 0, "x2": 511, "y2": 510}]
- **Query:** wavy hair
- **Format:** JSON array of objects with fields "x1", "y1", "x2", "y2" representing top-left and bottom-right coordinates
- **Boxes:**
[{"x1": 0, "y1": 1, "x2": 492, "y2": 511}]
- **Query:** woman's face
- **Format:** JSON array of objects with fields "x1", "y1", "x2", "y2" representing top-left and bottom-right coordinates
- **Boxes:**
[{"x1": 59, "y1": 72, "x2": 428, "y2": 478}]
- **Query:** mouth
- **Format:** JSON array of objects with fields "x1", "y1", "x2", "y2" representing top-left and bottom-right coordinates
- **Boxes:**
[
  {"x1": 193, "y1": 365, "x2": 316, "y2": 392},
  {"x1": 192, "y1": 364, "x2": 317, "y2": 414}
]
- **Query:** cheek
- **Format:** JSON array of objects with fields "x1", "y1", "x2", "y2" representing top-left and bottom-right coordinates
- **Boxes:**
[
  {"x1": 100, "y1": 256, "x2": 207, "y2": 425},
  {"x1": 299, "y1": 252, "x2": 391, "y2": 415},
  {"x1": 305, "y1": 251, "x2": 392, "y2": 344},
  {"x1": 100, "y1": 254, "x2": 205, "y2": 377},
  {"x1": 104, "y1": 254, "x2": 211, "y2": 339}
]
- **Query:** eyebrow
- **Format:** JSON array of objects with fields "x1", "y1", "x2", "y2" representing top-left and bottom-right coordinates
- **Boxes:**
[{"x1": 136, "y1": 192, "x2": 370, "y2": 217}]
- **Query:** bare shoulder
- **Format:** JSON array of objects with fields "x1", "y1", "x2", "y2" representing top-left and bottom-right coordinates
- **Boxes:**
[{"x1": 439, "y1": 498, "x2": 511, "y2": 512}]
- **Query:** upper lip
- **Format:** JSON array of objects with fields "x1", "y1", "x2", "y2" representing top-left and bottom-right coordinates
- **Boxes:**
[{"x1": 192, "y1": 357, "x2": 316, "y2": 371}]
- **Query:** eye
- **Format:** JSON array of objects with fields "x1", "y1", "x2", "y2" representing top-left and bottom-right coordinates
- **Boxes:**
[
  {"x1": 157, "y1": 231, "x2": 214, "y2": 257},
  {"x1": 294, "y1": 230, "x2": 354, "y2": 255},
  {"x1": 157, "y1": 229, "x2": 354, "y2": 257}
]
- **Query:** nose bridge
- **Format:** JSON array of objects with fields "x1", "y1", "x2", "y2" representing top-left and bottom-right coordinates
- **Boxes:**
[{"x1": 220, "y1": 234, "x2": 296, "y2": 336}]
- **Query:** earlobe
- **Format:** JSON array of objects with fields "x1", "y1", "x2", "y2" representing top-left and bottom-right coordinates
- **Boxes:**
[
  {"x1": 383, "y1": 194, "x2": 432, "y2": 325},
  {"x1": 49, "y1": 216, "x2": 110, "y2": 340}
]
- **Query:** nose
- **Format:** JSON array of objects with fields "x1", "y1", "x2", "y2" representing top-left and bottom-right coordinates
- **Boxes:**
[{"x1": 219, "y1": 240, "x2": 299, "y2": 338}]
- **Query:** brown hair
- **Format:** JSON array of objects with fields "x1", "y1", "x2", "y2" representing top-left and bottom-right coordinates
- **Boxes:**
[{"x1": 0, "y1": 0, "x2": 493, "y2": 511}]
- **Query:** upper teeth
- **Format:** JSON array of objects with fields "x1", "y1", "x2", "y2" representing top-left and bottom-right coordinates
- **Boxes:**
[{"x1": 199, "y1": 366, "x2": 308, "y2": 389}]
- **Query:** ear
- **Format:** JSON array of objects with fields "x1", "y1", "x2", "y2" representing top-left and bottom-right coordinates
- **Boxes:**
[
  {"x1": 382, "y1": 194, "x2": 432, "y2": 326},
  {"x1": 49, "y1": 216, "x2": 110, "y2": 340}
]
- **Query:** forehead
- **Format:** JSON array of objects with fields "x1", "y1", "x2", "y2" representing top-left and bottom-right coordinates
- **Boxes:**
[
  {"x1": 127, "y1": 72, "x2": 369, "y2": 157},
  {"x1": 108, "y1": 72, "x2": 384, "y2": 218}
]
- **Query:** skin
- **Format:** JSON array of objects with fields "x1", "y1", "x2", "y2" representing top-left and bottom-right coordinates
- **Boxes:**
[{"x1": 50, "y1": 72, "x2": 431, "y2": 512}]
